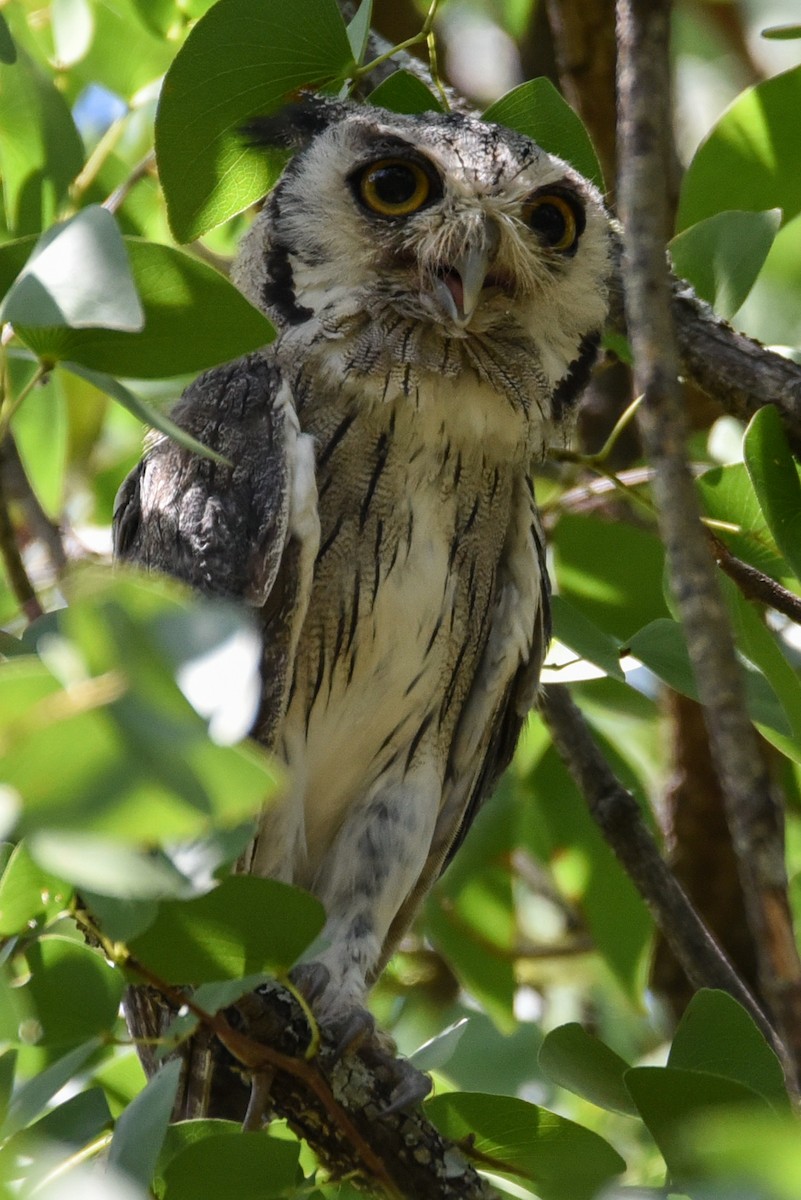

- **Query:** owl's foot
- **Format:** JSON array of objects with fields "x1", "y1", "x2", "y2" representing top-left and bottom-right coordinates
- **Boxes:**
[{"x1": 288, "y1": 962, "x2": 430, "y2": 1113}]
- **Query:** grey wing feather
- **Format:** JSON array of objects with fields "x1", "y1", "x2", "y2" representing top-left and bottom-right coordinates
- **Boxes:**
[
  {"x1": 113, "y1": 353, "x2": 290, "y2": 606},
  {"x1": 113, "y1": 352, "x2": 310, "y2": 748}
]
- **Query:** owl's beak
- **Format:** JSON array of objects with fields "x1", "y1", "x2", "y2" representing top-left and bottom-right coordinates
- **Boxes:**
[{"x1": 432, "y1": 218, "x2": 501, "y2": 328}]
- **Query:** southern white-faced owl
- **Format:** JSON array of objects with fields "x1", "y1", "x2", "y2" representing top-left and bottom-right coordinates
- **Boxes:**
[{"x1": 114, "y1": 100, "x2": 611, "y2": 1033}]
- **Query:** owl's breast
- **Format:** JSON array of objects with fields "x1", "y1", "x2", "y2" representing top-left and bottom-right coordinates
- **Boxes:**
[{"x1": 274, "y1": 384, "x2": 523, "y2": 886}]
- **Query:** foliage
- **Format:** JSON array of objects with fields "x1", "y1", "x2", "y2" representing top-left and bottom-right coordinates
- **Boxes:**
[{"x1": 0, "y1": 1, "x2": 801, "y2": 1198}]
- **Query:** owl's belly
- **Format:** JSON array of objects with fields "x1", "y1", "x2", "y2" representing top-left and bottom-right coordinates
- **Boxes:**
[{"x1": 274, "y1": 466, "x2": 500, "y2": 888}]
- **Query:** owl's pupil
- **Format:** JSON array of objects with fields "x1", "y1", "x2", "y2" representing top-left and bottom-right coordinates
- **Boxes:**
[
  {"x1": 371, "y1": 166, "x2": 417, "y2": 205},
  {"x1": 528, "y1": 203, "x2": 567, "y2": 245}
]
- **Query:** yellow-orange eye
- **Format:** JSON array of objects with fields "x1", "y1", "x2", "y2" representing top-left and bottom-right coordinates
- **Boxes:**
[
  {"x1": 356, "y1": 158, "x2": 433, "y2": 217},
  {"x1": 523, "y1": 191, "x2": 583, "y2": 253}
]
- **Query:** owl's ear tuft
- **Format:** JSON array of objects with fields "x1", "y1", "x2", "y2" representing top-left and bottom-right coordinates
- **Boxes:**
[{"x1": 242, "y1": 95, "x2": 349, "y2": 151}]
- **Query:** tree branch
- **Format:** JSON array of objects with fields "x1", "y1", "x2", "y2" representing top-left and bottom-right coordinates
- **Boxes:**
[
  {"x1": 616, "y1": 0, "x2": 801, "y2": 1085},
  {"x1": 539, "y1": 686, "x2": 788, "y2": 1069}
]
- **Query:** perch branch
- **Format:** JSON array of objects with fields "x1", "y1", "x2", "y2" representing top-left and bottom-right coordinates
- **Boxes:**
[{"x1": 616, "y1": 0, "x2": 801, "y2": 1084}]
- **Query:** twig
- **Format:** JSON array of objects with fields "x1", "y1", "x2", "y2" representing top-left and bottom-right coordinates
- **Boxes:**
[
  {"x1": 540, "y1": 686, "x2": 789, "y2": 1070},
  {"x1": 616, "y1": 0, "x2": 801, "y2": 1087},
  {"x1": 707, "y1": 530, "x2": 801, "y2": 627},
  {"x1": 1, "y1": 434, "x2": 67, "y2": 576}
]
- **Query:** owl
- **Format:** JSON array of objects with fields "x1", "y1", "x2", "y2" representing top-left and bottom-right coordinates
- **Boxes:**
[{"x1": 114, "y1": 100, "x2": 612, "y2": 1043}]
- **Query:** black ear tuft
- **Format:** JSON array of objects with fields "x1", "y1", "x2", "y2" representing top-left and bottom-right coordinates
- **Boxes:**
[{"x1": 242, "y1": 95, "x2": 349, "y2": 151}]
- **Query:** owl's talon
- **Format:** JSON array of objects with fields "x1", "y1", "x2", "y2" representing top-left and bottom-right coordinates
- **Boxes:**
[
  {"x1": 329, "y1": 1007, "x2": 376, "y2": 1061},
  {"x1": 382, "y1": 1061, "x2": 432, "y2": 1115}
]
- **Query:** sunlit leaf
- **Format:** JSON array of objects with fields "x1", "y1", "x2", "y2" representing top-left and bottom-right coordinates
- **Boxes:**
[
  {"x1": 426, "y1": 1091, "x2": 625, "y2": 1200},
  {"x1": 51, "y1": 0, "x2": 94, "y2": 67},
  {"x1": 484, "y1": 79, "x2": 604, "y2": 190},
  {"x1": 0, "y1": 841, "x2": 72, "y2": 936},
  {"x1": 156, "y1": 0, "x2": 354, "y2": 241},
  {"x1": 743, "y1": 405, "x2": 801, "y2": 584},
  {"x1": 347, "y1": 0, "x2": 373, "y2": 63},
  {"x1": 128, "y1": 876, "x2": 325, "y2": 983},
  {"x1": 669, "y1": 209, "x2": 781, "y2": 319},
  {"x1": 0, "y1": 48, "x2": 83, "y2": 236},
  {"x1": 677, "y1": 64, "x2": 801, "y2": 231},
  {"x1": 550, "y1": 595, "x2": 624, "y2": 681},
  {"x1": 11, "y1": 239, "x2": 273, "y2": 377},
  {"x1": 1, "y1": 1039, "x2": 100, "y2": 1137}
]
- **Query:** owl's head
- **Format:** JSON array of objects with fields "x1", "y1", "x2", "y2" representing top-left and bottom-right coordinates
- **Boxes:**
[{"x1": 235, "y1": 100, "x2": 611, "y2": 385}]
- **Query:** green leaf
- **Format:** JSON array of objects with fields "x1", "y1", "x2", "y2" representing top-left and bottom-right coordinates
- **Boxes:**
[
  {"x1": 697, "y1": 461, "x2": 788, "y2": 584},
  {"x1": 68, "y1": 0, "x2": 173, "y2": 100},
  {"x1": 426, "y1": 1091, "x2": 625, "y2": 1200},
  {"x1": 743, "y1": 405, "x2": 801, "y2": 584},
  {"x1": 5, "y1": 936, "x2": 123, "y2": 1048},
  {"x1": 538, "y1": 1023, "x2": 637, "y2": 1116},
  {"x1": 82, "y1": 891, "x2": 159, "y2": 940},
  {"x1": 30, "y1": 834, "x2": 193, "y2": 900},
  {"x1": 522, "y1": 744, "x2": 652, "y2": 1001},
  {"x1": 677, "y1": 64, "x2": 801, "y2": 231},
  {"x1": 668, "y1": 989, "x2": 789, "y2": 1109},
  {"x1": 550, "y1": 594, "x2": 624, "y2": 681},
  {"x1": 51, "y1": 0, "x2": 94, "y2": 67},
  {"x1": 108, "y1": 1059, "x2": 182, "y2": 1189},
  {"x1": 161, "y1": 1131, "x2": 300, "y2": 1200},
  {"x1": 347, "y1": 0, "x2": 372, "y2": 63},
  {"x1": 0, "y1": 14, "x2": 17, "y2": 63},
  {"x1": 1, "y1": 207, "x2": 143, "y2": 332},
  {"x1": 3, "y1": 1086, "x2": 111, "y2": 1158},
  {"x1": 0, "y1": 841, "x2": 72, "y2": 936},
  {"x1": 367, "y1": 70, "x2": 444, "y2": 115},
  {"x1": 624, "y1": 1065, "x2": 768, "y2": 1186},
  {"x1": 9, "y1": 361, "x2": 68, "y2": 518},
  {"x1": 0, "y1": 1050, "x2": 17, "y2": 1129},
  {"x1": 483, "y1": 79, "x2": 604, "y2": 190},
  {"x1": 669, "y1": 209, "x2": 781, "y2": 319},
  {"x1": 685, "y1": 1110, "x2": 801, "y2": 1200},
  {"x1": 628, "y1": 618, "x2": 792, "y2": 738},
  {"x1": 128, "y1": 876, "x2": 325, "y2": 983},
  {"x1": 762, "y1": 24, "x2": 801, "y2": 40},
  {"x1": 155, "y1": 0, "x2": 354, "y2": 241},
  {"x1": 1, "y1": 1039, "x2": 100, "y2": 1137},
  {"x1": 62, "y1": 364, "x2": 230, "y2": 465},
  {"x1": 0, "y1": 47, "x2": 83, "y2": 234},
  {"x1": 553, "y1": 514, "x2": 669, "y2": 640},
  {"x1": 12, "y1": 239, "x2": 274, "y2": 378}
]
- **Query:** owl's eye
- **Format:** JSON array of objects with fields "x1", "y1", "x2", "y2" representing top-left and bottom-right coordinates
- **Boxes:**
[
  {"x1": 355, "y1": 158, "x2": 434, "y2": 217},
  {"x1": 523, "y1": 191, "x2": 584, "y2": 253}
]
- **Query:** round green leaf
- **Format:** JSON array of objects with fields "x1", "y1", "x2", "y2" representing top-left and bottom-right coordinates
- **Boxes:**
[
  {"x1": 669, "y1": 209, "x2": 781, "y2": 319},
  {"x1": 128, "y1": 875, "x2": 325, "y2": 983},
  {"x1": 668, "y1": 989, "x2": 789, "y2": 1109},
  {"x1": 426, "y1": 1091, "x2": 625, "y2": 1200},
  {"x1": 0, "y1": 13, "x2": 17, "y2": 63},
  {"x1": 1, "y1": 207, "x2": 143, "y2": 332},
  {"x1": 483, "y1": 79, "x2": 604, "y2": 190},
  {"x1": 677, "y1": 64, "x2": 801, "y2": 231},
  {"x1": 367, "y1": 70, "x2": 444, "y2": 115},
  {"x1": 14, "y1": 238, "x2": 273, "y2": 377},
  {"x1": 624, "y1": 1065, "x2": 768, "y2": 1186},
  {"x1": 10, "y1": 936, "x2": 123, "y2": 1048},
  {"x1": 0, "y1": 841, "x2": 72, "y2": 936},
  {"x1": 0, "y1": 47, "x2": 83, "y2": 234},
  {"x1": 743, "y1": 404, "x2": 801, "y2": 585},
  {"x1": 162, "y1": 1131, "x2": 300, "y2": 1200},
  {"x1": 539, "y1": 1023, "x2": 637, "y2": 1116},
  {"x1": 155, "y1": 0, "x2": 354, "y2": 241}
]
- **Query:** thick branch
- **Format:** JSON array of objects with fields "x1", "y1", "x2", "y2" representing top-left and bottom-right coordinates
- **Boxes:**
[{"x1": 616, "y1": 0, "x2": 801, "y2": 1084}]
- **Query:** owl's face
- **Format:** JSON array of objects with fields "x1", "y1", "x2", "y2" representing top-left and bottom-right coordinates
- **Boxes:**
[{"x1": 235, "y1": 103, "x2": 611, "y2": 385}]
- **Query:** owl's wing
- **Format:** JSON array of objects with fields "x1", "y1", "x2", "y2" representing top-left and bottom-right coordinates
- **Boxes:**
[
  {"x1": 377, "y1": 479, "x2": 550, "y2": 970},
  {"x1": 113, "y1": 352, "x2": 318, "y2": 745}
]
